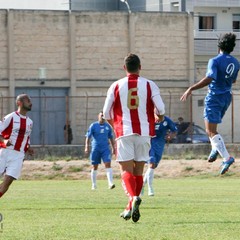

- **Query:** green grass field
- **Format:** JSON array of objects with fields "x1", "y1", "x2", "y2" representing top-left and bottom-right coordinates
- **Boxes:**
[{"x1": 1, "y1": 177, "x2": 240, "y2": 240}]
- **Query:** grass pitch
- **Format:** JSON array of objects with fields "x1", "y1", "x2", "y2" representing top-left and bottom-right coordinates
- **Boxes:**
[{"x1": 1, "y1": 177, "x2": 240, "y2": 240}]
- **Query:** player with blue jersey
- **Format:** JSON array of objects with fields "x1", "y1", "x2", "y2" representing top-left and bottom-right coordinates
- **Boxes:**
[
  {"x1": 85, "y1": 111, "x2": 115, "y2": 190},
  {"x1": 142, "y1": 115, "x2": 177, "y2": 196},
  {"x1": 180, "y1": 32, "x2": 239, "y2": 174}
]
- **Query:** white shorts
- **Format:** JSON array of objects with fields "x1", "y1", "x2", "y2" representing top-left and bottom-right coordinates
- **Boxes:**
[
  {"x1": 116, "y1": 135, "x2": 151, "y2": 162},
  {"x1": 0, "y1": 148, "x2": 25, "y2": 179}
]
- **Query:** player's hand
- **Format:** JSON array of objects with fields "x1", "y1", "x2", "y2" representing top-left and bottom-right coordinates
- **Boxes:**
[
  {"x1": 112, "y1": 147, "x2": 116, "y2": 156},
  {"x1": 84, "y1": 146, "x2": 89, "y2": 155},
  {"x1": 165, "y1": 135, "x2": 171, "y2": 141},
  {"x1": 27, "y1": 147, "x2": 34, "y2": 156},
  {"x1": 4, "y1": 139, "x2": 13, "y2": 146},
  {"x1": 180, "y1": 88, "x2": 192, "y2": 101}
]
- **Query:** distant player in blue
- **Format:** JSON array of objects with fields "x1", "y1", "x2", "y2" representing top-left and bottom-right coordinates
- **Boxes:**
[
  {"x1": 85, "y1": 111, "x2": 115, "y2": 190},
  {"x1": 181, "y1": 32, "x2": 239, "y2": 175},
  {"x1": 142, "y1": 115, "x2": 177, "y2": 196}
]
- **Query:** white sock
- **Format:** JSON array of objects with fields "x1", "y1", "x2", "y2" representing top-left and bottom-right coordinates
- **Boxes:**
[
  {"x1": 106, "y1": 168, "x2": 113, "y2": 186},
  {"x1": 147, "y1": 168, "x2": 154, "y2": 190},
  {"x1": 209, "y1": 137, "x2": 217, "y2": 151},
  {"x1": 143, "y1": 169, "x2": 149, "y2": 186},
  {"x1": 91, "y1": 169, "x2": 97, "y2": 187},
  {"x1": 211, "y1": 134, "x2": 230, "y2": 161}
]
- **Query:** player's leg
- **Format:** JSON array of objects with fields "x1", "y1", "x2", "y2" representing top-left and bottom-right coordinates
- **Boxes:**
[
  {"x1": 90, "y1": 149, "x2": 100, "y2": 190},
  {"x1": 142, "y1": 149, "x2": 154, "y2": 195},
  {"x1": 131, "y1": 135, "x2": 151, "y2": 222},
  {"x1": 204, "y1": 94, "x2": 234, "y2": 174},
  {"x1": 103, "y1": 151, "x2": 115, "y2": 189},
  {"x1": 0, "y1": 149, "x2": 24, "y2": 198},
  {"x1": 0, "y1": 175, "x2": 14, "y2": 198},
  {"x1": 90, "y1": 164, "x2": 98, "y2": 190},
  {"x1": 116, "y1": 136, "x2": 136, "y2": 220},
  {"x1": 146, "y1": 163, "x2": 155, "y2": 196},
  {"x1": 119, "y1": 159, "x2": 135, "y2": 220}
]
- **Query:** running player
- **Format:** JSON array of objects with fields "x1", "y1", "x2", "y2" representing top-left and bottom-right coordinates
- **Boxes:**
[
  {"x1": 103, "y1": 53, "x2": 165, "y2": 222},
  {"x1": 142, "y1": 115, "x2": 177, "y2": 196},
  {"x1": 0, "y1": 94, "x2": 33, "y2": 198},
  {"x1": 180, "y1": 32, "x2": 240, "y2": 174},
  {"x1": 85, "y1": 111, "x2": 115, "y2": 190}
]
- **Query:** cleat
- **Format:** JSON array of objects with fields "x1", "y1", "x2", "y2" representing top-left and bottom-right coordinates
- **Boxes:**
[
  {"x1": 220, "y1": 157, "x2": 234, "y2": 175},
  {"x1": 208, "y1": 149, "x2": 219, "y2": 162},
  {"x1": 109, "y1": 184, "x2": 115, "y2": 189},
  {"x1": 120, "y1": 209, "x2": 131, "y2": 220},
  {"x1": 131, "y1": 196, "x2": 142, "y2": 222},
  {"x1": 148, "y1": 187, "x2": 154, "y2": 196},
  {"x1": 91, "y1": 185, "x2": 97, "y2": 190}
]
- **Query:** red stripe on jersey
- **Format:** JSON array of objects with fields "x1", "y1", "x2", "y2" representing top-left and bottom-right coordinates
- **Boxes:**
[
  {"x1": 24, "y1": 136, "x2": 30, "y2": 152},
  {"x1": 113, "y1": 84, "x2": 123, "y2": 138},
  {"x1": 146, "y1": 82, "x2": 155, "y2": 136},
  {"x1": 0, "y1": 117, "x2": 13, "y2": 148},
  {"x1": 14, "y1": 117, "x2": 26, "y2": 151},
  {"x1": 128, "y1": 74, "x2": 141, "y2": 134}
]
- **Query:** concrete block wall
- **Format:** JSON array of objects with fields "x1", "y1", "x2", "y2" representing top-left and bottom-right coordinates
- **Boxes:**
[{"x1": 0, "y1": 10, "x2": 199, "y2": 145}]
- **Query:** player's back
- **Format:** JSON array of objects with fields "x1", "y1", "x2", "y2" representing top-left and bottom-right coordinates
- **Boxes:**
[
  {"x1": 208, "y1": 53, "x2": 239, "y2": 94},
  {"x1": 112, "y1": 74, "x2": 156, "y2": 137}
]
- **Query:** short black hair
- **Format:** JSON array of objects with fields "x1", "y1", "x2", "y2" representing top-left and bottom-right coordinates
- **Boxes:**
[
  {"x1": 124, "y1": 53, "x2": 141, "y2": 73},
  {"x1": 218, "y1": 33, "x2": 236, "y2": 54}
]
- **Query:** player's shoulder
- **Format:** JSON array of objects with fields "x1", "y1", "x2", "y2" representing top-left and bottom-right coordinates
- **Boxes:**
[
  {"x1": 89, "y1": 121, "x2": 98, "y2": 128},
  {"x1": 4, "y1": 111, "x2": 16, "y2": 119}
]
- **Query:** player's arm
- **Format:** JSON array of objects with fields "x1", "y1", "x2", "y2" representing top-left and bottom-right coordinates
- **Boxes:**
[
  {"x1": 85, "y1": 137, "x2": 90, "y2": 154},
  {"x1": 180, "y1": 76, "x2": 212, "y2": 101},
  {"x1": 26, "y1": 145, "x2": 34, "y2": 156},
  {"x1": 165, "y1": 131, "x2": 177, "y2": 141},
  {"x1": 151, "y1": 82, "x2": 165, "y2": 116},
  {"x1": 109, "y1": 138, "x2": 116, "y2": 155},
  {"x1": 0, "y1": 114, "x2": 14, "y2": 146}
]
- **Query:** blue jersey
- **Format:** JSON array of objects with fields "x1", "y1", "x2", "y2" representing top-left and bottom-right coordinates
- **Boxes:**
[
  {"x1": 151, "y1": 116, "x2": 177, "y2": 155},
  {"x1": 86, "y1": 122, "x2": 113, "y2": 150},
  {"x1": 206, "y1": 53, "x2": 239, "y2": 95}
]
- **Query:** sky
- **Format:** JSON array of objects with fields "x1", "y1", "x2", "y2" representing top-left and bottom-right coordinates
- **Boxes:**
[{"x1": 0, "y1": 0, "x2": 69, "y2": 10}]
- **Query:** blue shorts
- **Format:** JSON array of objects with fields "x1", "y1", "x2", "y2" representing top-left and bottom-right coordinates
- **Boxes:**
[
  {"x1": 90, "y1": 148, "x2": 111, "y2": 165},
  {"x1": 204, "y1": 92, "x2": 232, "y2": 124},
  {"x1": 148, "y1": 147, "x2": 164, "y2": 168}
]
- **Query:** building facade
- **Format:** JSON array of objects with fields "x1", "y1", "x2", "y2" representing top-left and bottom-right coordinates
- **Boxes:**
[{"x1": 0, "y1": 7, "x2": 239, "y2": 145}]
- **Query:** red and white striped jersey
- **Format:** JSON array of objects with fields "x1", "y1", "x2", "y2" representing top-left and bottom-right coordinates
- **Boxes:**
[
  {"x1": 0, "y1": 111, "x2": 33, "y2": 153},
  {"x1": 103, "y1": 74, "x2": 165, "y2": 139}
]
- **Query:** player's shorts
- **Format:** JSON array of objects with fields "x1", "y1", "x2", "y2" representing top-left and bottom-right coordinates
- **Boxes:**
[
  {"x1": 116, "y1": 134, "x2": 151, "y2": 162},
  {"x1": 90, "y1": 148, "x2": 111, "y2": 165},
  {"x1": 0, "y1": 148, "x2": 25, "y2": 179},
  {"x1": 204, "y1": 92, "x2": 232, "y2": 124},
  {"x1": 148, "y1": 148, "x2": 163, "y2": 168}
]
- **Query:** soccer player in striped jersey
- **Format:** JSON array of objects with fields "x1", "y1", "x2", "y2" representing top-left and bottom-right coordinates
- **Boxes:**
[
  {"x1": 0, "y1": 94, "x2": 33, "y2": 198},
  {"x1": 103, "y1": 53, "x2": 165, "y2": 222},
  {"x1": 180, "y1": 32, "x2": 240, "y2": 175}
]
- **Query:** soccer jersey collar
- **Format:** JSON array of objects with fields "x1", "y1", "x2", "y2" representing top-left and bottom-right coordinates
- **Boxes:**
[{"x1": 127, "y1": 73, "x2": 139, "y2": 78}]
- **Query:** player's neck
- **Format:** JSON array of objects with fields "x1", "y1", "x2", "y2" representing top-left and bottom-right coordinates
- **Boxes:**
[{"x1": 17, "y1": 109, "x2": 27, "y2": 116}]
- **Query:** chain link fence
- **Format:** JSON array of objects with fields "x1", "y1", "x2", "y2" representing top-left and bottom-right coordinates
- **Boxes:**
[{"x1": 0, "y1": 92, "x2": 239, "y2": 145}]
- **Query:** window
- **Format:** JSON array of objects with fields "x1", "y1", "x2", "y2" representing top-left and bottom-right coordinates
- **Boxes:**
[
  {"x1": 199, "y1": 15, "x2": 215, "y2": 31},
  {"x1": 233, "y1": 14, "x2": 240, "y2": 32}
]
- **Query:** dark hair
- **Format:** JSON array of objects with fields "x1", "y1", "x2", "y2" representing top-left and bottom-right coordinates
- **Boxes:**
[
  {"x1": 16, "y1": 94, "x2": 29, "y2": 105},
  {"x1": 218, "y1": 33, "x2": 236, "y2": 54},
  {"x1": 124, "y1": 53, "x2": 141, "y2": 73}
]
